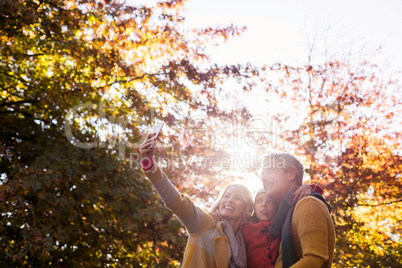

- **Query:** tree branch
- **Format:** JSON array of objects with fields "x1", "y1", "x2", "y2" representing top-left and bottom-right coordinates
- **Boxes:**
[
  {"x1": 96, "y1": 73, "x2": 164, "y2": 89},
  {"x1": 0, "y1": 100, "x2": 39, "y2": 108},
  {"x1": 356, "y1": 198, "x2": 402, "y2": 207}
]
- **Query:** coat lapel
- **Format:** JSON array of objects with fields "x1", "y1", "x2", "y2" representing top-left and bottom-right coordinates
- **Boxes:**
[{"x1": 214, "y1": 222, "x2": 230, "y2": 268}]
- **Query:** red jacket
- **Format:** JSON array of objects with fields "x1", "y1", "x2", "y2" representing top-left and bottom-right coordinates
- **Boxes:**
[
  {"x1": 241, "y1": 220, "x2": 280, "y2": 268},
  {"x1": 311, "y1": 184, "x2": 324, "y2": 195}
]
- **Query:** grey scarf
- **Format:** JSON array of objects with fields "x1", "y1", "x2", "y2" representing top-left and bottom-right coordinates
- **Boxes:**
[{"x1": 220, "y1": 218, "x2": 247, "y2": 268}]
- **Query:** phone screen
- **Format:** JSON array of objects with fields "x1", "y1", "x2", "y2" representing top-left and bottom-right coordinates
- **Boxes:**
[{"x1": 152, "y1": 122, "x2": 164, "y2": 138}]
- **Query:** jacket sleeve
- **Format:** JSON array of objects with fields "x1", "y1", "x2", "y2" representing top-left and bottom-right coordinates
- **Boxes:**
[
  {"x1": 290, "y1": 197, "x2": 333, "y2": 268},
  {"x1": 143, "y1": 163, "x2": 215, "y2": 235},
  {"x1": 309, "y1": 184, "x2": 324, "y2": 195}
]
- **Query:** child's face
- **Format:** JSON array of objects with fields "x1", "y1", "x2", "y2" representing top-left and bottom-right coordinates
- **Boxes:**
[{"x1": 254, "y1": 193, "x2": 278, "y2": 221}]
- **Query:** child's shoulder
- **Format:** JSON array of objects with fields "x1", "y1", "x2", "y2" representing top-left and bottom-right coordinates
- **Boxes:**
[{"x1": 241, "y1": 220, "x2": 272, "y2": 233}]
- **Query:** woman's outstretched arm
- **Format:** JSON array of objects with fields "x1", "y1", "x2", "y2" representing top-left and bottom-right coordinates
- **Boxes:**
[{"x1": 139, "y1": 133, "x2": 215, "y2": 235}]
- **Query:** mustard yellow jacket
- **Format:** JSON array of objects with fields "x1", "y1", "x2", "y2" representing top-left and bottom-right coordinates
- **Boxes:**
[
  {"x1": 274, "y1": 196, "x2": 336, "y2": 268},
  {"x1": 144, "y1": 164, "x2": 231, "y2": 268}
]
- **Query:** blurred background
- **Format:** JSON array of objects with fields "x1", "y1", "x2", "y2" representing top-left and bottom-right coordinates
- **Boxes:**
[{"x1": 1, "y1": 0, "x2": 401, "y2": 267}]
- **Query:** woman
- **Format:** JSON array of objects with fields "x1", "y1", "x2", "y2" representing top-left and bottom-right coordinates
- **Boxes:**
[{"x1": 139, "y1": 132, "x2": 253, "y2": 268}]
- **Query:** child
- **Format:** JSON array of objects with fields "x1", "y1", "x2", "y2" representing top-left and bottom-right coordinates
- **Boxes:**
[{"x1": 241, "y1": 184, "x2": 323, "y2": 268}]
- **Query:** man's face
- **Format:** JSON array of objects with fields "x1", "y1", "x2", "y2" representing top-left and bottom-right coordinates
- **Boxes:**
[{"x1": 261, "y1": 168, "x2": 291, "y2": 202}]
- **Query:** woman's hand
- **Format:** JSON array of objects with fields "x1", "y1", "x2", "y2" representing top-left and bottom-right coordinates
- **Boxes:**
[
  {"x1": 139, "y1": 132, "x2": 157, "y2": 162},
  {"x1": 293, "y1": 184, "x2": 313, "y2": 201}
]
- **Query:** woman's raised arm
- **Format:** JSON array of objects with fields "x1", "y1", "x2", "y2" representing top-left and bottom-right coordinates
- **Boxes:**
[{"x1": 139, "y1": 133, "x2": 215, "y2": 235}]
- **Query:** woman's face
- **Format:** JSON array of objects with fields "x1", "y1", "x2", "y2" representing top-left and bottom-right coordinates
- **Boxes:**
[
  {"x1": 254, "y1": 193, "x2": 278, "y2": 221},
  {"x1": 218, "y1": 186, "x2": 248, "y2": 221}
]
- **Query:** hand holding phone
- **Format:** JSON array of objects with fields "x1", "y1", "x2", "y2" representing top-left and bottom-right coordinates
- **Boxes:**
[
  {"x1": 152, "y1": 122, "x2": 164, "y2": 139},
  {"x1": 139, "y1": 122, "x2": 164, "y2": 162}
]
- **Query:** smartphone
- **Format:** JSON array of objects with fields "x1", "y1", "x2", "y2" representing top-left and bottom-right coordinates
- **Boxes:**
[{"x1": 152, "y1": 122, "x2": 164, "y2": 138}]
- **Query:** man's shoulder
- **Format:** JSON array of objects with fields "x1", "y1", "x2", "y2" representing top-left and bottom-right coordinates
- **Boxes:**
[{"x1": 294, "y1": 196, "x2": 330, "y2": 217}]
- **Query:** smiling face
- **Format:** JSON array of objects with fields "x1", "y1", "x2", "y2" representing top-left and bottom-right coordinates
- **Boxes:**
[
  {"x1": 261, "y1": 167, "x2": 296, "y2": 202},
  {"x1": 218, "y1": 186, "x2": 248, "y2": 221},
  {"x1": 254, "y1": 192, "x2": 278, "y2": 222}
]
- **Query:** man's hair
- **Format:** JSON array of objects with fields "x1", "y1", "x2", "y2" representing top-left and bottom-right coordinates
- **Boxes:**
[{"x1": 262, "y1": 152, "x2": 304, "y2": 186}]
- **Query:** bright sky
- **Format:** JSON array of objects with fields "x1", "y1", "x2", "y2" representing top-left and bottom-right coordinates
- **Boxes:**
[
  {"x1": 181, "y1": 0, "x2": 402, "y2": 192},
  {"x1": 183, "y1": 0, "x2": 402, "y2": 72}
]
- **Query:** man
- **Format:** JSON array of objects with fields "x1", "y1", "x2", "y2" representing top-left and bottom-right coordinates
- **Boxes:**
[{"x1": 261, "y1": 152, "x2": 335, "y2": 268}]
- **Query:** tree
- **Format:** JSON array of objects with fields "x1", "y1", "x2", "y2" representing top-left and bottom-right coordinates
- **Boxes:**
[
  {"x1": 250, "y1": 52, "x2": 402, "y2": 266},
  {"x1": 0, "y1": 0, "x2": 257, "y2": 266},
  {"x1": 3, "y1": 0, "x2": 399, "y2": 267}
]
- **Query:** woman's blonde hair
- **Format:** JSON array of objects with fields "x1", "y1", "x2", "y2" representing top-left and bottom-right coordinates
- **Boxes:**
[{"x1": 210, "y1": 184, "x2": 253, "y2": 221}]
